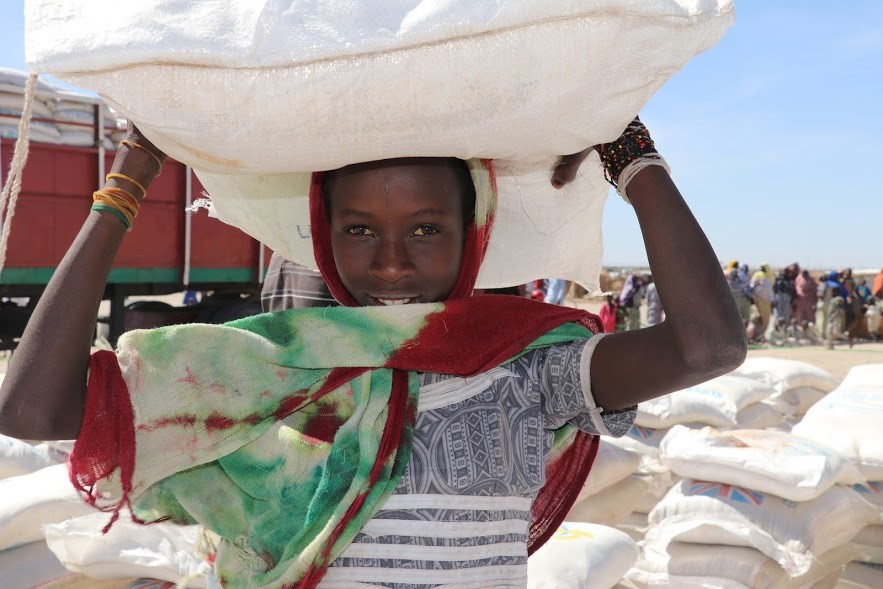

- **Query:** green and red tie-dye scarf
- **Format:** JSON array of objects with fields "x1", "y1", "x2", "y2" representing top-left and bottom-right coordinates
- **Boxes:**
[{"x1": 69, "y1": 160, "x2": 603, "y2": 588}]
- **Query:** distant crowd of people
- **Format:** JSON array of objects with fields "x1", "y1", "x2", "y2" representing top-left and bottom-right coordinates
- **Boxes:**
[
  {"x1": 724, "y1": 261, "x2": 883, "y2": 347},
  {"x1": 259, "y1": 252, "x2": 883, "y2": 348}
]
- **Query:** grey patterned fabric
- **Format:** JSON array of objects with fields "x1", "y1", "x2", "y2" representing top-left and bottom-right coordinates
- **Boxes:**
[{"x1": 323, "y1": 339, "x2": 637, "y2": 588}]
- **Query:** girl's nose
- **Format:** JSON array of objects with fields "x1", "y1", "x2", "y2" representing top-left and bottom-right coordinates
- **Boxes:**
[{"x1": 370, "y1": 238, "x2": 415, "y2": 283}]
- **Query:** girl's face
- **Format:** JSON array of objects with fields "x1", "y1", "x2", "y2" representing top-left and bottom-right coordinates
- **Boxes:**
[{"x1": 326, "y1": 159, "x2": 468, "y2": 307}]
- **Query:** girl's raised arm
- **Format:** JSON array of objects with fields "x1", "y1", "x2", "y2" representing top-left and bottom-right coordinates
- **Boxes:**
[
  {"x1": 0, "y1": 126, "x2": 166, "y2": 440},
  {"x1": 554, "y1": 119, "x2": 747, "y2": 410}
]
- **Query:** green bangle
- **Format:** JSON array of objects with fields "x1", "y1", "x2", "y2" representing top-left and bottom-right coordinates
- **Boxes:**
[{"x1": 91, "y1": 203, "x2": 131, "y2": 230}]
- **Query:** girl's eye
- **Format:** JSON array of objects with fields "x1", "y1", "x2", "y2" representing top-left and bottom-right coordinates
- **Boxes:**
[
  {"x1": 346, "y1": 226, "x2": 374, "y2": 237},
  {"x1": 413, "y1": 225, "x2": 439, "y2": 236}
]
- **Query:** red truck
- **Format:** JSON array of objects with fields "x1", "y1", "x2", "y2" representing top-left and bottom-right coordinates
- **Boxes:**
[{"x1": 0, "y1": 114, "x2": 271, "y2": 349}]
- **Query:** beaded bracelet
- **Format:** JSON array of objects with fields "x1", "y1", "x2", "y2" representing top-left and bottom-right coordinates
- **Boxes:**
[{"x1": 596, "y1": 116, "x2": 669, "y2": 202}]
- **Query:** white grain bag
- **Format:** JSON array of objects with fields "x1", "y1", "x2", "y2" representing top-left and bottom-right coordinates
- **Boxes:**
[
  {"x1": 25, "y1": 0, "x2": 734, "y2": 291},
  {"x1": 578, "y1": 440, "x2": 642, "y2": 500},
  {"x1": 628, "y1": 542, "x2": 857, "y2": 589},
  {"x1": 527, "y1": 522, "x2": 639, "y2": 589},
  {"x1": 0, "y1": 433, "x2": 66, "y2": 480},
  {"x1": 603, "y1": 424, "x2": 670, "y2": 475},
  {"x1": 734, "y1": 400, "x2": 785, "y2": 429},
  {"x1": 730, "y1": 357, "x2": 839, "y2": 396},
  {"x1": 27, "y1": 1, "x2": 734, "y2": 174},
  {"x1": 851, "y1": 481, "x2": 883, "y2": 520},
  {"x1": 792, "y1": 364, "x2": 883, "y2": 480},
  {"x1": 43, "y1": 511, "x2": 209, "y2": 587},
  {"x1": 0, "y1": 463, "x2": 95, "y2": 550},
  {"x1": 647, "y1": 479, "x2": 878, "y2": 576},
  {"x1": 853, "y1": 524, "x2": 883, "y2": 565},
  {"x1": 837, "y1": 562, "x2": 883, "y2": 589},
  {"x1": 636, "y1": 375, "x2": 776, "y2": 429},
  {"x1": 567, "y1": 475, "x2": 651, "y2": 526},
  {"x1": 659, "y1": 426, "x2": 863, "y2": 502}
]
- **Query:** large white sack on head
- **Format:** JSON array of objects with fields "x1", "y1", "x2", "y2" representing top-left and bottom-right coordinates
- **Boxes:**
[
  {"x1": 43, "y1": 511, "x2": 209, "y2": 587},
  {"x1": 792, "y1": 364, "x2": 883, "y2": 481},
  {"x1": 659, "y1": 426, "x2": 863, "y2": 502},
  {"x1": 730, "y1": 357, "x2": 839, "y2": 396},
  {"x1": 197, "y1": 156, "x2": 611, "y2": 290},
  {"x1": 527, "y1": 522, "x2": 639, "y2": 589},
  {"x1": 0, "y1": 463, "x2": 95, "y2": 551},
  {"x1": 26, "y1": 1, "x2": 734, "y2": 173},
  {"x1": 25, "y1": 1, "x2": 733, "y2": 290},
  {"x1": 629, "y1": 542, "x2": 857, "y2": 589},
  {"x1": 636, "y1": 375, "x2": 776, "y2": 429},
  {"x1": 647, "y1": 479, "x2": 878, "y2": 577}
]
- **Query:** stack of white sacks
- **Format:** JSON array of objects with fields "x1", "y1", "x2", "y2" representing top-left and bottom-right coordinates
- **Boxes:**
[
  {"x1": 0, "y1": 67, "x2": 125, "y2": 147},
  {"x1": 598, "y1": 359, "x2": 883, "y2": 589},
  {"x1": 0, "y1": 432, "x2": 210, "y2": 587},
  {"x1": 792, "y1": 365, "x2": 883, "y2": 589},
  {"x1": 3, "y1": 359, "x2": 881, "y2": 588}
]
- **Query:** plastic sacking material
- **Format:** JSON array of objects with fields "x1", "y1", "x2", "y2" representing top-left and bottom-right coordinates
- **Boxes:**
[{"x1": 24, "y1": 1, "x2": 734, "y2": 290}]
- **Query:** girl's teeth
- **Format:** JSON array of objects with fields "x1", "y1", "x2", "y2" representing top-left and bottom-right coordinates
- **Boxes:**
[{"x1": 379, "y1": 298, "x2": 412, "y2": 305}]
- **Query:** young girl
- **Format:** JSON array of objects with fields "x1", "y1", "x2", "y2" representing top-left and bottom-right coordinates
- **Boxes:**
[{"x1": 0, "y1": 119, "x2": 745, "y2": 588}]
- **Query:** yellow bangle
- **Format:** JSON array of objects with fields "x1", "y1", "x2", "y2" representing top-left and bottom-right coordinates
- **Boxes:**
[
  {"x1": 105, "y1": 172, "x2": 147, "y2": 199},
  {"x1": 119, "y1": 139, "x2": 164, "y2": 174}
]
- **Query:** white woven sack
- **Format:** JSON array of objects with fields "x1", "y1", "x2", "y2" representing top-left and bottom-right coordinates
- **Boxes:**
[
  {"x1": 578, "y1": 440, "x2": 642, "y2": 500},
  {"x1": 0, "y1": 433, "x2": 66, "y2": 480},
  {"x1": 851, "y1": 481, "x2": 883, "y2": 521},
  {"x1": 0, "y1": 540, "x2": 75, "y2": 589},
  {"x1": 527, "y1": 522, "x2": 639, "y2": 589},
  {"x1": 0, "y1": 463, "x2": 95, "y2": 551},
  {"x1": 26, "y1": 1, "x2": 734, "y2": 173},
  {"x1": 647, "y1": 479, "x2": 878, "y2": 577},
  {"x1": 734, "y1": 400, "x2": 784, "y2": 429},
  {"x1": 43, "y1": 511, "x2": 209, "y2": 587},
  {"x1": 853, "y1": 524, "x2": 883, "y2": 565},
  {"x1": 730, "y1": 357, "x2": 839, "y2": 396},
  {"x1": 602, "y1": 424, "x2": 670, "y2": 475},
  {"x1": 838, "y1": 562, "x2": 883, "y2": 589},
  {"x1": 636, "y1": 375, "x2": 776, "y2": 429},
  {"x1": 792, "y1": 364, "x2": 883, "y2": 480},
  {"x1": 567, "y1": 475, "x2": 650, "y2": 526},
  {"x1": 197, "y1": 156, "x2": 611, "y2": 290},
  {"x1": 629, "y1": 541, "x2": 857, "y2": 589},
  {"x1": 25, "y1": 0, "x2": 733, "y2": 290},
  {"x1": 659, "y1": 426, "x2": 863, "y2": 502}
]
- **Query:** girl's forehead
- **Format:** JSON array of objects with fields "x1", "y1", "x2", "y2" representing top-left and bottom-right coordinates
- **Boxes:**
[{"x1": 325, "y1": 157, "x2": 475, "y2": 219}]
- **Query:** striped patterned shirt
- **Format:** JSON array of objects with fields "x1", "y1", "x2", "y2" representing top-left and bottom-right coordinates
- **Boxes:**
[{"x1": 321, "y1": 336, "x2": 636, "y2": 588}]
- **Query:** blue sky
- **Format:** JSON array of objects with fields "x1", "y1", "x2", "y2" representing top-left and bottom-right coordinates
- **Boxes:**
[{"x1": 2, "y1": 2, "x2": 881, "y2": 271}]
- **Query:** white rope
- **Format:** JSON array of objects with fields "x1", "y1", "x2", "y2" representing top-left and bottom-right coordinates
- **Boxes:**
[{"x1": 0, "y1": 73, "x2": 37, "y2": 275}]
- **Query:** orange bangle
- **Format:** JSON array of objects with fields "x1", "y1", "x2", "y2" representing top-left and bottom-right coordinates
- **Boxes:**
[
  {"x1": 105, "y1": 172, "x2": 147, "y2": 199},
  {"x1": 119, "y1": 139, "x2": 164, "y2": 175}
]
